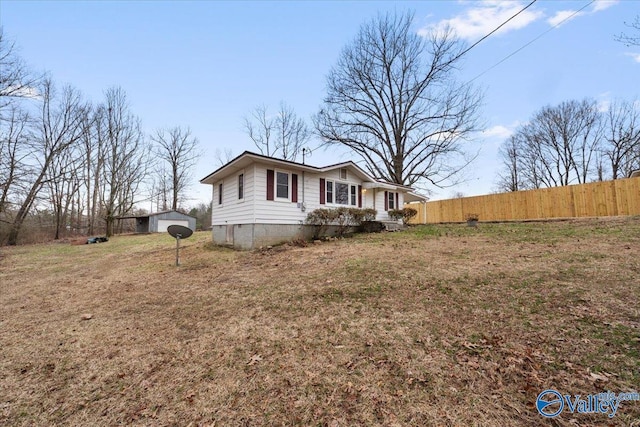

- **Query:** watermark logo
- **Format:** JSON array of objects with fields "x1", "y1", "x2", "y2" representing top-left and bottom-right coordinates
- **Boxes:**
[
  {"x1": 536, "y1": 389, "x2": 564, "y2": 418},
  {"x1": 536, "y1": 389, "x2": 639, "y2": 418}
]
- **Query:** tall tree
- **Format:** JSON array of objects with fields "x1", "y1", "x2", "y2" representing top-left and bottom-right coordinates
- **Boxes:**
[
  {"x1": 6, "y1": 78, "x2": 86, "y2": 245},
  {"x1": 244, "y1": 102, "x2": 310, "y2": 161},
  {"x1": 45, "y1": 135, "x2": 84, "y2": 240},
  {"x1": 496, "y1": 134, "x2": 524, "y2": 192},
  {"x1": 0, "y1": 105, "x2": 30, "y2": 215},
  {"x1": 99, "y1": 87, "x2": 148, "y2": 237},
  {"x1": 314, "y1": 11, "x2": 482, "y2": 187},
  {"x1": 496, "y1": 99, "x2": 602, "y2": 191},
  {"x1": 244, "y1": 104, "x2": 274, "y2": 157},
  {"x1": 0, "y1": 28, "x2": 38, "y2": 109},
  {"x1": 79, "y1": 104, "x2": 104, "y2": 235},
  {"x1": 151, "y1": 126, "x2": 200, "y2": 211},
  {"x1": 274, "y1": 102, "x2": 310, "y2": 161},
  {"x1": 602, "y1": 99, "x2": 640, "y2": 179}
]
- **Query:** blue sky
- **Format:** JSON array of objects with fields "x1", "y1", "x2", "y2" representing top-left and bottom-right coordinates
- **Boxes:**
[{"x1": 2, "y1": 0, "x2": 638, "y2": 204}]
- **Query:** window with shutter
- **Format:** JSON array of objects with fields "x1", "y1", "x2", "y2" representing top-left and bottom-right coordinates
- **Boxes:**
[
  {"x1": 276, "y1": 171, "x2": 289, "y2": 199},
  {"x1": 387, "y1": 191, "x2": 396, "y2": 210}
]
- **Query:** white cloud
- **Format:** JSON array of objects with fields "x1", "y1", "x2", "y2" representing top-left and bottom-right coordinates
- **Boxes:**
[
  {"x1": 547, "y1": 10, "x2": 584, "y2": 27},
  {"x1": 625, "y1": 52, "x2": 640, "y2": 63},
  {"x1": 597, "y1": 96, "x2": 611, "y2": 113},
  {"x1": 592, "y1": 0, "x2": 619, "y2": 13},
  {"x1": 419, "y1": 1, "x2": 543, "y2": 41},
  {"x1": 547, "y1": 0, "x2": 618, "y2": 27},
  {"x1": 483, "y1": 124, "x2": 513, "y2": 140}
]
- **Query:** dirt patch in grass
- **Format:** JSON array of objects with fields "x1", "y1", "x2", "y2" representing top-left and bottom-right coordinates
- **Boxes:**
[{"x1": 1, "y1": 219, "x2": 639, "y2": 426}]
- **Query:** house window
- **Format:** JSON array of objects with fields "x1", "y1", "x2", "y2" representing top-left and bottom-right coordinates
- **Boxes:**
[
  {"x1": 276, "y1": 171, "x2": 289, "y2": 199},
  {"x1": 387, "y1": 191, "x2": 395, "y2": 210},
  {"x1": 238, "y1": 174, "x2": 244, "y2": 199},
  {"x1": 336, "y1": 182, "x2": 349, "y2": 205},
  {"x1": 324, "y1": 179, "x2": 358, "y2": 206},
  {"x1": 218, "y1": 183, "x2": 223, "y2": 205}
]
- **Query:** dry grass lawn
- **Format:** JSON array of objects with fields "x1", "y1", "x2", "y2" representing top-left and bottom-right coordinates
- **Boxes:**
[{"x1": 1, "y1": 218, "x2": 639, "y2": 426}]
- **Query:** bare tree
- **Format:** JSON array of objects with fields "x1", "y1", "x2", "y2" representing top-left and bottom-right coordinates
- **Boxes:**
[
  {"x1": 151, "y1": 126, "x2": 200, "y2": 211},
  {"x1": 314, "y1": 11, "x2": 482, "y2": 187},
  {"x1": 616, "y1": 15, "x2": 640, "y2": 47},
  {"x1": 98, "y1": 87, "x2": 148, "y2": 237},
  {"x1": 496, "y1": 134, "x2": 524, "y2": 192},
  {"x1": 214, "y1": 147, "x2": 234, "y2": 167},
  {"x1": 274, "y1": 102, "x2": 309, "y2": 161},
  {"x1": 602, "y1": 99, "x2": 640, "y2": 179},
  {"x1": 0, "y1": 105, "x2": 31, "y2": 214},
  {"x1": 45, "y1": 140, "x2": 84, "y2": 239},
  {"x1": 79, "y1": 104, "x2": 104, "y2": 235},
  {"x1": 503, "y1": 99, "x2": 602, "y2": 189},
  {"x1": 6, "y1": 78, "x2": 86, "y2": 245},
  {"x1": 0, "y1": 28, "x2": 39, "y2": 109},
  {"x1": 244, "y1": 102, "x2": 310, "y2": 161},
  {"x1": 149, "y1": 164, "x2": 170, "y2": 212},
  {"x1": 244, "y1": 104, "x2": 274, "y2": 156}
]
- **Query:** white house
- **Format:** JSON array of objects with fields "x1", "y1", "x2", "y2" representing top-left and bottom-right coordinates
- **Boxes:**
[{"x1": 200, "y1": 151, "x2": 427, "y2": 249}]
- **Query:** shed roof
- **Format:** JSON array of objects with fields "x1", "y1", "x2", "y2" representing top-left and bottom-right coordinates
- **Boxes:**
[{"x1": 117, "y1": 210, "x2": 195, "y2": 220}]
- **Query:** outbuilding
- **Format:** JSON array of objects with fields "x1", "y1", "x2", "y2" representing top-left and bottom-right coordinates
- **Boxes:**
[{"x1": 123, "y1": 210, "x2": 196, "y2": 233}]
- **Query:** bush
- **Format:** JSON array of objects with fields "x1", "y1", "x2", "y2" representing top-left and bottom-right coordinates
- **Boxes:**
[
  {"x1": 402, "y1": 207, "x2": 418, "y2": 223},
  {"x1": 388, "y1": 207, "x2": 418, "y2": 223},
  {"x1": 388, "y1": 209, "x2": 404, "y2": 221},
  {"x1": 305, "y1": 207, "x2": 378, "y2": 239},
  {"x1": 304, "y1": 208, "x2": 338, "y2": 239}
]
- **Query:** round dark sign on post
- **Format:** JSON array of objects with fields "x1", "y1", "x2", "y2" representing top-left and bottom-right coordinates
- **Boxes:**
[{"x1": 167, "y1": 225, "x2": 193, "y2": 266}]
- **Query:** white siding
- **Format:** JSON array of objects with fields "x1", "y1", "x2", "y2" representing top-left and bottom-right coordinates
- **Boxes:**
[
  {"x1": 303, "y1": 169, "x2": 363, "y2": 212},
  {"x1": 373, "y1": 189, "x2": 405, "y2": 221},
  {"x1": 212, "y1": 167, "x2": 256, "y2": 225},
  {"x1": 208, "y1": 159, "x2": 410, "y2": 225},
  {"x1": 252, "y1": 163, "x2": 306, "y2": 224}
]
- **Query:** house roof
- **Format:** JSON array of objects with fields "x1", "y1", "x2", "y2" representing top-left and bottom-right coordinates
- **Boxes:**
[
  {"x1": 200, "y1": 151, "x2": 428, "y2": 200},
  {"x1": 200, "y1": 151, "x2": 371, "y2": 184}
]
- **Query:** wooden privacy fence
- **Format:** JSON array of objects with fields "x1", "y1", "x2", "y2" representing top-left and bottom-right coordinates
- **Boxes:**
[{"x1": 406, "y1": 177, "x2": 640, "y2": 224}]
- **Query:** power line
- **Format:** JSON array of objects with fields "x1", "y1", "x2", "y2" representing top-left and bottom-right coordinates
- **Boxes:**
[
  {"x1": 468, "y1": 0, "x2": 596, "y2": 83},
  {"x1": 455, "y1": 0, "x2": 538, "y2": 61}
]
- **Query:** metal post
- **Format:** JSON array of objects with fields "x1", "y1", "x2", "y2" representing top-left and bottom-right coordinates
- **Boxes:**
[{"x1": 176, "y1": 234, "x2": 181, "y2": 266}]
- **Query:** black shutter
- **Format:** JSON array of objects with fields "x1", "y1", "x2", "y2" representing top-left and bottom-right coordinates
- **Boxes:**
[
  {"x1": 384, "y1": 191, "x2": 388, "y2": 211},
  {"x1": 320, "y1": 178, "x2": 325, "y2": 204},
  {"x1": 358, "y1": 185, "x2": 362, "y2": 208},
  {"x1": 292, "y1": 174, "x2": 298, "y2": 203},
  {"x1": 266, "y1": 169, "x2": 274, "y2": 200}
]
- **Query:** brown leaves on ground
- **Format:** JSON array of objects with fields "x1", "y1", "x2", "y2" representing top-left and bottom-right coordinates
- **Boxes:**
[{"x1": 0, "y1": 218, "x2": 639, "y2": 426}]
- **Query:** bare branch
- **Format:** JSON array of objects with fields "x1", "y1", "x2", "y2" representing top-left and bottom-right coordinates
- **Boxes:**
[
  {"x1": 151, "y1": 126, "x2": 201, "y2": 211},
  {"x1": 314, "y1": 11, "x2": 482, "y2": 187}
]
